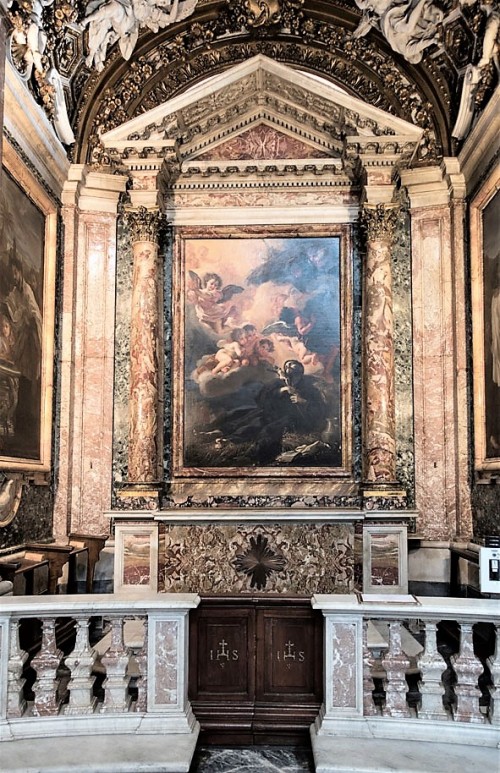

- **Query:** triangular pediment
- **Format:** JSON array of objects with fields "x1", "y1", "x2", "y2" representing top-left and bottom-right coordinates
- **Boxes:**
[
  {"x1": 102, "y1": 55, "x2": 423, "y2": 164},
  {"x1": 193, "y1": 121, "x2": 333, "y2": 162}
]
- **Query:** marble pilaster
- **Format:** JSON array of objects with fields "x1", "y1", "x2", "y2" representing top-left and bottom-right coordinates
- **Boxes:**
[
  {"x1": 361, "y1": 203, "x2": 399, "y2": 487},
  {"x1": 125, "y1": 208, "x2": 162, "y2": 487},
  {"x1": 400, "y1": 163, "x2": 471, "y2": 540},
  {"x1": 54, "y1": 167, "x2": 128, "y2": 540}
]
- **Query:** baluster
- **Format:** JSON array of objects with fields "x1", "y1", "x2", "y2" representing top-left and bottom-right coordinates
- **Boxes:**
[
  {"x1": 7, "y1": 619, "x2": 28, "y2": 718},
  {"x1": 418, "y1": 619, "x2": 449, "y2": 720},
  {"x1": 381, "y1": 621, "x2": 411, "y2": 717},
  {"x1": 134, "y1": 618, "x2": 148, "y2": 712},
  {"x1": 64, "y1": 617, "x2": 98, "y2": 714},
  {"x1": 100, "y1": 617, "x2": 131, "y2": 713},
  {"x1": 452, "y1": 622, "x2": 484, "y2": 723},
  {"x1": 31, "y1": 618, "x2": 64, "y2": 716},
  {"x1": 488, "y1": 623, "x2": 500, "y2": 726},
  {"x1": 362, "y1": 620, "x2": 379, "y2": 715}
]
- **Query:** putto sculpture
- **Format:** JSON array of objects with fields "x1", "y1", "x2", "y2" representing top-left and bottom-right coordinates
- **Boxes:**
[
  {"x1": 452, "y1": 0, "x2": 499, "y2": 139},
  {"x1": 353, "y1": 0, "x2": 443, "y2": 64},
  {"x1": 82, "y1": 0, "x2": 199, "y2": 71}
]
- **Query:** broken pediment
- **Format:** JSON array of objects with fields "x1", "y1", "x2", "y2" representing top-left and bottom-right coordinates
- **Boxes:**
[{"x1": 101, "y1": 54, "x2": 423, "y2": 167}]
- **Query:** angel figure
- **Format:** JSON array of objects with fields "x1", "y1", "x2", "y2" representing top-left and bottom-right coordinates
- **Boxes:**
[
  {"x1": 354, "y1": 0, "x2": 443, "y2": 65},
  {"x1": 187, "y1": 271, "x2": 244, "y2": 335},
  {"x1": 82, "y1": 0, "x2": 138, "y2": 71},
  {"x1": 82, "y1": 0, "x2": 198, "y2": 71}
]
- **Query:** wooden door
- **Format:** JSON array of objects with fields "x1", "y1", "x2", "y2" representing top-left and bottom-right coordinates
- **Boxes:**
[{"x1": 189, "y1": 597, "x2": 323, "y2": 744}]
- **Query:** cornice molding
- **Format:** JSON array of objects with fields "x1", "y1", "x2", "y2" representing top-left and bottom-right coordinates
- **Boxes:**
[{"x1": 399, "y1": 164, "x2": 452, "y2": 209}]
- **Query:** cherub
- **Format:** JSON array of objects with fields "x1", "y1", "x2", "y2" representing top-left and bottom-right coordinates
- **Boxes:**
[
  {"x1": 187, "y1": 270, "x2": 244, "y2": 334},
  {"x1": 249, "y1": 337, "x2": 276, "y2": 367},
  {"x1": 211, "y1": 327, "x2": 249, "y2": 375},
  {"x1": 262, "y1": 307, "x2": 318, "y2": 366}
]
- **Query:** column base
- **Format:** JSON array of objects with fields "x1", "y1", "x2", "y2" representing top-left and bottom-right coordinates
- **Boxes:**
[
  {"x1": 116, "y1": 482, "x2": 162, "y2": 507},
  {"x1": 362, "y1": 483, "x2": 406, "y2": 505}
]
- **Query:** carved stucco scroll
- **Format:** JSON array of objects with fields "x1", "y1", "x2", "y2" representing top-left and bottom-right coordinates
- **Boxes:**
[{"x1": 0, "y1": 473, "x2": 24, "y2": 528}]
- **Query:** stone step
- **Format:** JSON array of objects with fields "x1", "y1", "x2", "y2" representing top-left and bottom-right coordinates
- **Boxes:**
[
  {"x1": 0, "y1": 732, "x2": 197, "y2": 772},
  {"x1": 312, "y1": 735, "x2": 499, "y2": 773}
]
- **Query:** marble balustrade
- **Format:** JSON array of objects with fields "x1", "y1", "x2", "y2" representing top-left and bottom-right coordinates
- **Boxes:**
[
  {"x1": 1, "y1": 592, "x2": 499, "y2": 755},
  {"x1": 312, "y1": 594, "x2": 500, "y2": 752},
  {"x1": 0, "y1": 593, "x2": 200, "y2": 744}
]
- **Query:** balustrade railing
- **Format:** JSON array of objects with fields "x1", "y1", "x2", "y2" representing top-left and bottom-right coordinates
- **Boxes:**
[
  {"x1": 1, "y1": 592, "x2": 499, "y2": 757},
  {"x1": 312, "y1": 594, "x2": 500, "y2": 748},
  {"x1": 0, "y1": 593, "x2": 200, "y2": 743}
]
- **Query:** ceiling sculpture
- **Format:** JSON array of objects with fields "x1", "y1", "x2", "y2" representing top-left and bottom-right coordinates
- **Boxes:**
[{"x1": 4, "y1": 0, "x2": 499, "y2": 163}]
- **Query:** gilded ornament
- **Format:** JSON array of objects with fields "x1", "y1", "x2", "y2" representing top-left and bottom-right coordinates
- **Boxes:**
[
  {"x1": 245, "y1": 0, "x2": 282, "y2": 27},
  {"x1": 124, "y1": 206, "x2": 163, "y2": 242},
  {"x1": 361, "y1": 203, "x2": 400, "y2": 242}
]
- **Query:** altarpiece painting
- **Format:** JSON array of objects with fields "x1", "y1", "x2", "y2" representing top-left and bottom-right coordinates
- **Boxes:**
[
  {"x1": 173, "y1": 227, "x2": 352, "y2": 481},
  {"x1": 0, "y1": 144, "x2": 56, "y2": 471}
]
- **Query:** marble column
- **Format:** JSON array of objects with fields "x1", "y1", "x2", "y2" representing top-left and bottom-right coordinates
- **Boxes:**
[
  {"x1": 361, "y1": 203, "x2": 399, "y2": 487},
  {"x1": 126, "y1": 207, "x2": 163, "y2": 487},
  {"x1": 0, "y1": 0, "x2": 10, "y2": 170}
]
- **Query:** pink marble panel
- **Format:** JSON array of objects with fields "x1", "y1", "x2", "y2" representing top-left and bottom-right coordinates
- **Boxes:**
[
  {"x1": 168, "y1": 189, "x2": 356, "y2": 209},
  {"x1": 411, "y1": 205, "x2": 470, "y2": 538},
  {"x1": 153, "y1": 619, "x2": 179, "y2": 706},
  {"x1": 330, "y1": 621, "x2": 358, "y2": 709},
  {"x1": 56, "y1": 210, "x2": 118, "y2": 537},
  {"x1": 196, "y1": 125, "x2": 330, "y2": 160}
]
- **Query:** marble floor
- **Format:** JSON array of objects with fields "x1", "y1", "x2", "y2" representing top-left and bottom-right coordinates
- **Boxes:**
[{"x1": 190, "y1": 745, "x2": 315, "y2": 772}]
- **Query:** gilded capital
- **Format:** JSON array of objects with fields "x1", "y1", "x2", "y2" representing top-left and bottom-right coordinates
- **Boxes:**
[
  {"x1": 361, "y1": 203, "x2": 400, "y2": 243},
  {"x1": 124, "y1": 206, "x2": 163, "y2": 243}
]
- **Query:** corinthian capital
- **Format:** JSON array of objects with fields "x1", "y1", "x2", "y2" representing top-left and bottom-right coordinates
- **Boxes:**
[
  {"x1": 124, "y1": 206, "x2": 163, "y2": 243},
  {"x1": 361, "y1": 203, "x2": 400, "y2": 242}
]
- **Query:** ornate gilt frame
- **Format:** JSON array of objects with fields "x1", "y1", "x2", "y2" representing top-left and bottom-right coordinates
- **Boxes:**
[
  {"x1": 471, "y1": 163, "x2": 500, "y2": 476},
  {"x1": 172, "y1": 224, "x2": 353, "y2": 496},
  {"x1": 0, "y1": 140, "x2": 57, "y2": 472}
]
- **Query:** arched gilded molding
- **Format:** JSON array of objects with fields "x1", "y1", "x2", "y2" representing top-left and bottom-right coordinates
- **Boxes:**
[{"x1": 71, "y1": 1, "x2": 455, "y2": 163}]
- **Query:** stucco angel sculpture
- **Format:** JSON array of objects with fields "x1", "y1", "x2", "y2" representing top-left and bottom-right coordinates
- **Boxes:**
[
  {"x1": 353, "y1": 0, "x2": 443, "y2": 64},
  {"x1": 82, "y1": 0, "x2": 198, "y2": 71}
]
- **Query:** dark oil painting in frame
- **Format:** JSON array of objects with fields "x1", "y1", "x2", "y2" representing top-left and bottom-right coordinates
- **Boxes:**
[
  {"x1": 0, "y1": 145, "x2": 56, "y2": 471},
  {"x1": 173, "y1": 228, "x2": 352, "y2": 479}
]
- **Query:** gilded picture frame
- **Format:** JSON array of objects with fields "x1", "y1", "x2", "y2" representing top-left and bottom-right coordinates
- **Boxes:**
[
  {"x1": 172, "y1": 225, "x2": 353, "y2": 489},
  {"x1": 0, "y1": 141, "x2": 57, "y2": 472},
  {"x1": 471, "y1": 163, "x2": 500, "y2": 474}
]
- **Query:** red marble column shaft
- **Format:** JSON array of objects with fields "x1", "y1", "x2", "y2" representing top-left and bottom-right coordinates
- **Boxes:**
[
  {"x1": 128, "y1": 208, "x2": 162, "y2": 484},
  {"x1": 362, "y1": 204, "x2": 398, "y2": 484},
  {"x1": 0, "y1": 2, "x2": 10, "y2": 170}
]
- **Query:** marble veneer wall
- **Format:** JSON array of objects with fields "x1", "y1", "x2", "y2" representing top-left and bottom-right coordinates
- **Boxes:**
[
  {"x1": 110, "y1": 202, "x2": 416, "y2": 593},
  {"x1": 112, "y1": 217, "x2": 414, "y2": 509}
]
